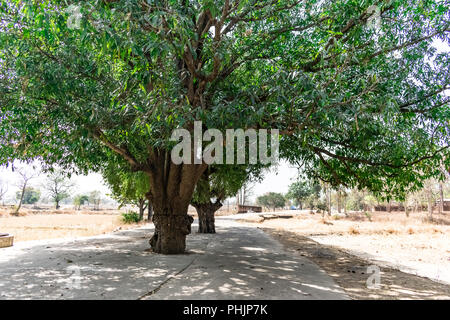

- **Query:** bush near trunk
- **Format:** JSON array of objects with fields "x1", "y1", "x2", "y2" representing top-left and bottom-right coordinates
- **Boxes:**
[{"x1": 121, "y1": 211, "x2": 142, "y2": 224}]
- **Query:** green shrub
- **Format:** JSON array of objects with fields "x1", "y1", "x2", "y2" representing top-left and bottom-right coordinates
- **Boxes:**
[{"x1": 121, "y1": 211, "x2": 142, "y2": 224}]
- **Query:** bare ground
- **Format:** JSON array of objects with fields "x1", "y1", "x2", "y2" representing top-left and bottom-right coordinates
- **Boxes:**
[
  {"x1": 2, "y1": 206, "x2": 449, "y2": 299},
  {"x1": 264, "y1": 228, "x2": 450, "y2": 299},
  {"x1": 0, "y1": 206, "x2": 143, "y2": 242},
  {"x1": 239, "y1": 210, "x2": 450, "y2": 299}
]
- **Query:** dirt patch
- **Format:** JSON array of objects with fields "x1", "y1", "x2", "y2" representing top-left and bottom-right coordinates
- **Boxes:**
[
  {"x1": 0, "y1": 205, "x2": 124, "y2": 217},
  {"x1": 243, "y1": 210, "x2": 450, "y2": 280},
  {"x1": 264, "y1": 228, "x2": 450, "y2": 300},
  {"x1": 0, "y1": 213, "x2": 144, "y2": 242}
]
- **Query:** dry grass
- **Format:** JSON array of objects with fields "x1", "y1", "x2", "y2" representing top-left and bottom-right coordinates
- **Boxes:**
[
  {"x1": 0, "y1": 206, "x2": 144, "y2": 242},
  {"x1": 286, "y1": 210, "x2": 450, "y2": 236},
  {"x1": 348, "y1": 226, "x2": 360, "y2": 235},
  {"x1": 266, "y1": 229, "x2": 450, "y2": 299},
  {"x1": 242, "y1": 210, "x2": 450, "y2": 282},
  {"x1": 0, "y1": 205, "x2": 123, "y2": 217}
]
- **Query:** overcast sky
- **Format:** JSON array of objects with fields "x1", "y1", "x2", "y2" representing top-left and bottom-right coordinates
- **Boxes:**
[{"x1": 0, "y1": 160, "x2": 300, "y2": 204}]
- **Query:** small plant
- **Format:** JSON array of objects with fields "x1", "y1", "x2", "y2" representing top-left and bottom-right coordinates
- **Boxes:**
[
  {"x1": 385, "y1": 228, "x2": 398, "y2": 235},
  {"x1": 9, "y1": 207, "x2": 20, "y2": 216},
  {"x1": 321, "y1": 219, "x2": 333, "y2": 225},
  {"x1": 121, "y1": 211, "x2": 142, "y2": 224},
  {"x1": 364, "y1": 211, "x2": 372, "y2": 222}
]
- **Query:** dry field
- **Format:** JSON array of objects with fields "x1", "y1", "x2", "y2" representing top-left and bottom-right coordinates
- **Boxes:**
[
  {"x1": 0, "y1": 206, "x2": 144, "y2": 242},
  {"x1": 241, "y1": 210, "x2": 450, "y2": 285}
]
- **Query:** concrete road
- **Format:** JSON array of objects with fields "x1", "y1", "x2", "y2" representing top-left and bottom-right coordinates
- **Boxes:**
[{"x1": 0, "y1": 218, "x2": 347, "y2": 300}]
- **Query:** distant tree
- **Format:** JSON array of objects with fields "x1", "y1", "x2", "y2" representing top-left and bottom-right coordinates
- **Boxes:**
[
  {"x1": 422, "y1": 179, "x2": 440, "y2": 220},
  {"x1": 300, "y1": 181, "x2": 321, "y2": 211},
  {"x1": 346, "y1": 188, "x2": 379, "y2": 213},
  {"x1": 346, "y1": 188, "x2": 364, "y2": 211},
  {"x1": 191, "y1": 165, "x2": 264, "y2": 233},
  {"x1": 286, "y1": 180, "x2": 318, "y2": 209},
  {"x1": 332, "y1": 186, "x2": 346, "y2": 214},
  {"x1": 16, "y1": 187, "x2": 40, "y2": 205},
  {"x1": 73, "y1": 194, "x2": 89, "y2": 210},
  {"x1": 236, "y1": 182, "x2": 257, "y2": 206},
  {"x1": 89, "y1": 191, "x2": 102, "y2": 211},
  {"x1": 44, "y1": 171, "x2": 74, "y2": 209},
  {"x1": 0, "y1": 179, "x2": 8, "y2": 205},
  {"x1": 257, "y1": 192, "x2": 286, "y2": 212},
  {"x1": 438, "y1": 163, "x2": 449, "y2": 214},
  {"x1": 256, "y1": 195, "x2": 269, "y2": 210},
  {"x1": 14, "y1": 167, "x2": 39, "y2": 214},
  {"x1": 363, "y1": 194, "x2": 378, "y2": 212},
  {"x1": 102, "y1": 162, "x2": 151, "y2": 221}
]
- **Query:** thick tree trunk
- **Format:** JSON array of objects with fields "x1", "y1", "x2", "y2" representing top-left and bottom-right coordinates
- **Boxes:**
[
  {"x1": 150, "y1": 211, "x2": 194, "y2": 254},
  {"x1": 146, "y1": 152, "x2": 207, "y2": 254},
  {"x1": 193, "y1": 201, "x2": 222, "y2": 233},
  {"x1": 197, "y1": 206, "x2": 216, "y2": 233}
]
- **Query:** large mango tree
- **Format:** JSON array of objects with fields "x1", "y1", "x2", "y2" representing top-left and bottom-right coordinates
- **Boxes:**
[{"x1": 0, "y1": 0, "x2": 448, "y2": 254}]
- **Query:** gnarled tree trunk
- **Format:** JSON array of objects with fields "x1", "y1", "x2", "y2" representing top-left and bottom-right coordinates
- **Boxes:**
[
  {"x1": 138, "y1": 198, "x2": 146, "y2": 221},
  {"x1": 193, "y1": 201, "x2": 222, "y2": 233},
  {"x1": 146, "y1": 151, "x2": 207, "y2": 254},
  {"x1": 149, "y1": 212, "x2": 194, "y2": 253}
]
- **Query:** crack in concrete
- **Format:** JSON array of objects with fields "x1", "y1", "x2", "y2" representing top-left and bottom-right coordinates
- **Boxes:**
[
  {"x1": 138, "y1": 256, "x2": 197, "y2": 300},
  {"x1": 138, "y1": 233, "x2": 215, "y2": 300}
]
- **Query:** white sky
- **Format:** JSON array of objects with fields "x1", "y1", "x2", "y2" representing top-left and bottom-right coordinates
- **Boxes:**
[
  {"x1": 0, "y1": 160, "x2": 299, "y2": 204},
  {"x1": 251, "y1": 161, "x2": 300, "y2": 198},
  {"x1": 0, "y1": 161, "x2": 111, "y2": 202}
]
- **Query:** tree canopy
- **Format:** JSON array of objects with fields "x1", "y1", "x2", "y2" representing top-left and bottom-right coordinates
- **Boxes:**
[
  {"x1": 16, "y1": 187, "x2": 40, "y2": 204},
  {"x1": 257, "y1": 192, "x2": 286, "y2": 211},
  {"x1": 286, "y1": 179, "x2": 320, "y2": 208},
  {"x1": 102, "y1": 161, "x2": 149, "y2": 204},
  {"x1": 44, "y1": 170, "x2": 73, "y2": 208},
  {"x1": 191, "y1": 163, "x2": 265, "y2": 232},
  {"x1": 102, "y1": 160, "x2": 150, "y2": 218},
  {"x1": 192, "y1": 164, "x2": 264, "y2": 206},
  {"x1": 73, "y1": 194, "x2": 89, "y2": 210}
]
